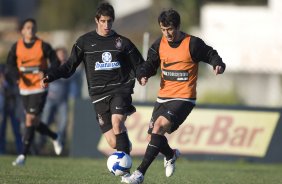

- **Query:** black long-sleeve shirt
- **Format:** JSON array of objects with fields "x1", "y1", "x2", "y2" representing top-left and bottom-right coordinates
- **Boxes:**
[{"x1": 46, "y1": 31, "x2": 145, "y2": 101}]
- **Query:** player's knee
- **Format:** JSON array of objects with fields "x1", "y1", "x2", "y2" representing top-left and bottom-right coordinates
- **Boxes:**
[
  {"x1": 152, "y1": 122, "x2": 166, "y2": 134},
  {"x1": 25, "y1": 114, "x2": 37, "y2": 126},
  {"x1": 153, "y1": 118, "x2": 171, "y2": 134},
  {"x1": 112, "y1": 120, "x2": 122, "y2": 131},
  {"x1": 112, "y1": 120, "x2": 126, "y2": 134}
]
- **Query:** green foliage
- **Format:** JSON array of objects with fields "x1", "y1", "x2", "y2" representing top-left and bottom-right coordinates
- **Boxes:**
[
  {"x1": 198, "y1": 89, "x2": 243, "y2": 105},
  {"x1": 35, "y1": 0, "x2": 267, "y2": 31},
  {"x1": 204, "y1": 0, "x2": 267, "y2": 5},
  {"x1": 36, "y1": 0, "x2": 100, "y2": 30}
]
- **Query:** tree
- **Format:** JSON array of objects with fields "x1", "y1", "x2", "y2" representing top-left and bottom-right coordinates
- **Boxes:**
[
  {"x1": 36, "y1": 0, "x2": 100, "y2": 30},
  {"x1": 204, "y1": 0, "x2": 267, "y2": 5}
]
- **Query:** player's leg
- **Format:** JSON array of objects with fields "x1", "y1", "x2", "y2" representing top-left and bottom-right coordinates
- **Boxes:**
[
  {"x1": 29, "y1": 93, "x2": 57, "y2": 139},
  {"x1": 150, "y1": 114, "x2": 176, "y2": 177},
  {"x1": 112, "y1": 114, "x2": 131, "y2": 154},
  {"x1": 159, "y1": 101, "x2": 195, "y2": 177},
  {"x1": 111, "y1": 95, "x2": 135, "y2": 155},
  {"x1": 38, "y1": 99, "x2": 56, "y2": 149},
  {"x1": 122, "y1": 103, "x2": 163, "y2": 183},
  {"x1": 122, "y1": 132, "x2": 159, "y2": 183},
  {"x1": 103, "y1": 129, "x2": 116, "y2": 148},
  {"x1": 94, "y1": 98, "x2": 116, "y2": 149},
  {"x1": 29, "y1": 92, "x2": 62, "y2": 155},
  {"x1": 13, "y1": 95, "x2": 32, "y2": 166},
  {"x1": 136, "y1": 115, "x2": 172, "y2": 175}
]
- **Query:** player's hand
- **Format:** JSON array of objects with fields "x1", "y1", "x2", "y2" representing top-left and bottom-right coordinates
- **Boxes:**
[
  {"x1": 38, "y1": 71, "x2": 44, "y2": 79},
  {"x1": 139, "y1": 77, "x2": 148, "y2": 86},
  {"x1": 41, "y1": 76, "x2": 49, "y2": 88},
  {"x1": 214, "y1": 65, "x2": 224, "y2": 75}
]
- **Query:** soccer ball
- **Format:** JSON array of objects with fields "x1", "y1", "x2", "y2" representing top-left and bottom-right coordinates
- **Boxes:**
[{"x1": 107, "y1": 151, "x2": 132, "y2": 176}]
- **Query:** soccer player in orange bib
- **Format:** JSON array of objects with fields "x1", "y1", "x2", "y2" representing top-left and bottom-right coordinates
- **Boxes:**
[
  {"x1": 6, "y1": 18, "x2": 62, "y2": 166},
  {"x1": 123, "y1": 9, "x2": 226, "y2": 184}
]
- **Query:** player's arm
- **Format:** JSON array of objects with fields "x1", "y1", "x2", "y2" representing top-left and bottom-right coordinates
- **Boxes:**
[
  {"x1": 125, "y1": 40, "x2": 145, "y2": 74},
  {"x1": 136, "y1": 38, "x2": 161, "y2": 85},
  {"x1": 5, "y1": 43, "x2": 19, "y2": 85},
  {"x1": 190, "y1": 36, "x2": 226, "y2": 75},
  {"x1": 42, "y1": 42, "x2": 60, "y2": 69},
  {"x1": 42, "y1": 41, "x2": 84, "y2": 87}
]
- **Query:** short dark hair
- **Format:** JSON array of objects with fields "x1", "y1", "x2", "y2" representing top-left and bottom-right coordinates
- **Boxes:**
[
  {"x1": 95, "y1": 2, "x2": 115, "y2": 21},
  {"x1": 158, "y1": 9, "x2": 180, "y2": 28},
  {"x1": 19, "y1": 18, "x2": 37, "y2": 31}
]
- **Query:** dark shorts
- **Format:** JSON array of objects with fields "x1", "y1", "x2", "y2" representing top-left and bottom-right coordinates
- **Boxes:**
[
  {"x1": 93, "y1": 95, "x2": 136, "y2": 133},
  {"x1": 148, "y1": 100, "x2": 195, "y2": 134},
  {"x1": 21, "y1": 92, "x2": 48, "y2": 115}
]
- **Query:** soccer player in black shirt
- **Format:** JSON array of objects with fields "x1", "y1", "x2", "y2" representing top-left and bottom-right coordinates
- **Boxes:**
[{"x1": 42, "y1": 1, "x2": 144, "y2": 168}]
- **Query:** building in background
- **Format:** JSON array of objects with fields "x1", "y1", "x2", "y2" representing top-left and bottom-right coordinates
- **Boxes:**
[{"x1": 193, "y1": 0, "x2": 282, "y2": 107}]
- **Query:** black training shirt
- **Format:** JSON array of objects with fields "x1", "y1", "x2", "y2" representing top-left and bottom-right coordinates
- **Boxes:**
[{"x1": 47, "y1": 30, "x2": 144, "y2": 101}]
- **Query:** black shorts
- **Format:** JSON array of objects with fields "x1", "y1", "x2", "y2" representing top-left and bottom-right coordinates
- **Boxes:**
[
  {"x1": 21, "y1": 92, "x2": 48, "y2": 115},
  {"x1": 148, "y1": 100, "x2": 195, "y2": 134},
  {"x1": 93, "y1": 95, "x2": 136, "y2": 133}
]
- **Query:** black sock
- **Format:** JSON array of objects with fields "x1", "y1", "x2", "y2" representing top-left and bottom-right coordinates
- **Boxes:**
[
  {"x1": 22, "y1": 126, "x2": 35, "y2": 156},
  {"x1": 159, "y1": 135, "x2": 174, "y2": 161},
  {"x1": 137, "y1": 134, "x2": 162, "y2": 175},
  {"x1": 35, "y1": 122, "x2": 57, "y2": 140},
  {"x1": 116, "y1": 132, "x2": 130, "y2": 155}
]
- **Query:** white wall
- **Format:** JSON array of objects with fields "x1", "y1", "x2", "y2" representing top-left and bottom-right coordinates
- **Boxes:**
[
  {"x1": 109, "y1": 0, "x2": 152, "y2": 19},
  {"x1": 200, "y1": 0, "x2": 282, "y2": 74}
]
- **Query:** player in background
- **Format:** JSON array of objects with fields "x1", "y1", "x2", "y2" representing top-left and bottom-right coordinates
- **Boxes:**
[
  {"x1": 123, "y1": 9, "x2": 226, "y2": 184},
  {"x1": 6, "y1": 18, "x2": 63, "y2": 166},
  {"x1": 41, "y1": 2, "x2": 144, "y2": 180},
  {"x1": 38, "y1": 48, "x2": 70, "y2": 152}
]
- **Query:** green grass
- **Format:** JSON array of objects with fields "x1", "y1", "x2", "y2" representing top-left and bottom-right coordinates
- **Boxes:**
[{"x1": 0, "y1": 155, "x2": 282, "y2": 184}]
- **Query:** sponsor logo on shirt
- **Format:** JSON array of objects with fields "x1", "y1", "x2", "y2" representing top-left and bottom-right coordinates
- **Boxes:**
[
  {"x1": 115, "y1": 37, "x2": 122, "y2": 49},
  {"x1": 163, "y1": 61, "x2": 181, "y2": 68},
  {"x1": 95, "y1": 52, "x2": 121, "y2": 70},
  {"x1": 162, "y1": 69, "x2": 189, "y2": 81}
]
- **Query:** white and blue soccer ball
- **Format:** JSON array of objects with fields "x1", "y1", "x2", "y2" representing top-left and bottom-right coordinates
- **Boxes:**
[{"x1": 107, "y1": 151, "x2": 132, "y2": 176}]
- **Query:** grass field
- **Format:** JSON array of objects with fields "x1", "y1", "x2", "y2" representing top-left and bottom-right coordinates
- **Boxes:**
[{"x1": 1, "y1": 155, "x2": 282, "y2": 184}]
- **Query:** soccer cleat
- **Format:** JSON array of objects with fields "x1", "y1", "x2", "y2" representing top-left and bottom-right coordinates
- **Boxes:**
[
  {"x1": 121, "y1": 170, "x2": 144, "y2": 184},
  {"x1": 12, "y1": 154, "x2": 25, "y2": 166},
  {"x1": 164, "y1": 149, "x2": 181, "y2": 177},
  {"x1": 121, "y1": 172, "x2": 131, "y2": 183},
  {"x1": 53, "y1": 136, "x2": 63, "y2": 155}
]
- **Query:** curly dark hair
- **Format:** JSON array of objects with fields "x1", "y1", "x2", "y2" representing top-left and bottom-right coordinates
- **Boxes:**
[{"x1": 158, "y1": 9, "x2": 180, "y2": 28}]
